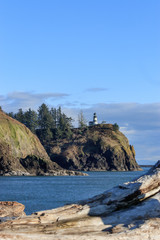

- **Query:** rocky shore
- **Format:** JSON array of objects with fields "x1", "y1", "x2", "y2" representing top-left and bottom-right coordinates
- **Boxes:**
[
  {"x1": 0, "y1": 161, "x2": 160, "y2": 240},
  {"x1": 1, "y1": 169, "x2": 88, "y2": 176}
]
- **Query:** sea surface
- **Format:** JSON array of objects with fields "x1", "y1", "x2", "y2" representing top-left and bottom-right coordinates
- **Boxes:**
[{"x1": 0, "y1": 168, "x2": 150, "y2": 215}]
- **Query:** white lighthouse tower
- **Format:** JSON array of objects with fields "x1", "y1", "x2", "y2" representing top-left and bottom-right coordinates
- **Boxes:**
[
  {"x1": 89, "y1": 113, "x2": 98, "y2": 126},
  {"x1": 93, "y1": 113, "x2": 98, "y2": 125}
]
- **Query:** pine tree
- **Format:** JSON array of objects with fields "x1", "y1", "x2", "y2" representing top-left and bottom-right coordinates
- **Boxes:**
[
  {"x1": 15, "y1": 108, "x2": 25, "y2": 124},
  {"x1": 24, "y1": 108, "x2": 38, "y2": 133},
  {"x1": 78, "y1": 111, "x2": 87, "y2": 128},
  {"x1": 56, "y1": 107, "x2": 73, "y2": 139},
  {"x1": 38, "y1": 103, "x2": 53, "y2": 141},
  {"x1": 50, "y1": 107, "x2": 57, "y2": 129},
  {"x1": 38, "y1": 104, "x2": 53, "y2": 130},
  {"x1": 113, "y1": 123, "x2": 119, "y2": 131}
]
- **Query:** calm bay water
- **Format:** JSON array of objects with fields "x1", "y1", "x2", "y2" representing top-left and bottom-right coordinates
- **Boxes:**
[{"x1": 0, "y1": 168, "x2": 149, "y2": 215}]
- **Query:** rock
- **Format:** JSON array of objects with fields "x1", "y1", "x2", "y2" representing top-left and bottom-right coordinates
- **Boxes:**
[
  {"x1": 45, "y1": 124, "x2": 141, "y2": 171},
  {"x1": 3, "y1": 171, "x2": 31, "y2": 176},
  {"x1": 44, "y1": 170, "x2": 88, "y2": 176},
  {"x1": 0, "y1": 161, "x2": 160, "y2": 239},
  {"x1": 0, "y1": 201, "x2": 25, "y2": 222}
]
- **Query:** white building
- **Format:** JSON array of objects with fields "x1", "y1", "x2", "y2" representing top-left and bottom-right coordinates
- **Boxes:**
[{"x1": 89, "y1": 113, "x2": 98, "y2": 126}]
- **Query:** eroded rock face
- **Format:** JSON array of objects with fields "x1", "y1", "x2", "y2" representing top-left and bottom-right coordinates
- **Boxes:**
[
  {"x1": 45, "y1": 124, "x2": 141, "y2": 171},
  {"x1": 0, "y1": 161, "x2": 160, "y2": 240}
]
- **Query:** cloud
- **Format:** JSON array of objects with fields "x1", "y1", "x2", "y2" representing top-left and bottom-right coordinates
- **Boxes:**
[
  {"x1": 1, "y1": 91, "x2": 69, "y2": 112},
  {"x1": 91, "y1": 102, "x2": 160, "y2": 130},
  {"x1": 86, "y1": 88, "x2": 108, "y2": 92}
]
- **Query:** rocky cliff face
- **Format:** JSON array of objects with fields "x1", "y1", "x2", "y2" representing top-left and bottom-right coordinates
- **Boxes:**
[
  {"x1": 45, "y1": 124, "x2": 140, "y2": 171},
  {"x1": 0, "y1": 111, "x2": 61, "y2": 176}
]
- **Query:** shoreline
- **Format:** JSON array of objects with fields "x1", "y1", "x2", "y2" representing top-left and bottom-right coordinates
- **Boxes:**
[{"x1": 0, "y1": 161, "x2": 160, "y2": 240}]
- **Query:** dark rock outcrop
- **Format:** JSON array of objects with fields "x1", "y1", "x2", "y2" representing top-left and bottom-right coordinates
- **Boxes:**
[{"x1": 45, "y1": 124, "x2": 141, "y2": 171}]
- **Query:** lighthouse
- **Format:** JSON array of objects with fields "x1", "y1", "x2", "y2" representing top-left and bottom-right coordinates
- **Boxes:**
[
  {"x1": 89, "y1": 113, "x2": 98, "y2": 126},
  {"x1": 93, "y1": 113, "x2": 98, "y2": 125}
]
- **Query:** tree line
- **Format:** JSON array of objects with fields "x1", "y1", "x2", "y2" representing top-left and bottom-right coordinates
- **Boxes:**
[
  {"x1": 1, "y1": 104, "x2": 119, "y2": 143},
  {"x1": 7, "y1": 104, "x2": 87, "y2": 142}
]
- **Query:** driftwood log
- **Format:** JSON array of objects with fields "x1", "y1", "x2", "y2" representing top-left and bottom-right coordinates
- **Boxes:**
[{"x1": 0, "y1": 161, "x2": 160, "y2": 240}]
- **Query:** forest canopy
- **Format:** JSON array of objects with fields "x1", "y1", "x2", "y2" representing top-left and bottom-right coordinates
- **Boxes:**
[{"x1": 7, "y1": 104, "x2": 84, "y2": 142}]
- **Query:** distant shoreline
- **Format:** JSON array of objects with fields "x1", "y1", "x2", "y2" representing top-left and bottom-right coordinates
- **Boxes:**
[{"x1": 139, "y1": 165, "x2": 153, "y2": 168}]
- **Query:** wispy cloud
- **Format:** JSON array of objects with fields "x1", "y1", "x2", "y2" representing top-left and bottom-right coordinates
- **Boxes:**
[
  {"x1": 1, "y1": 91, "x2": 69, "y2": 112},
  {"x1": 86, "y1": 87, "x2": 108, "y2": 92}
]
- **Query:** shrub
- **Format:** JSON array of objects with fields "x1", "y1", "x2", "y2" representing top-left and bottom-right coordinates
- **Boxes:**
[{"x1": 113, "y1": 123, "x2": 119, "y2": 131}]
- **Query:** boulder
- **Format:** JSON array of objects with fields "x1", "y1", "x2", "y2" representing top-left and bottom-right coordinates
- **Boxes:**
[{"x1": 0, "y1": 201, "x2": 25, "y2": 222}]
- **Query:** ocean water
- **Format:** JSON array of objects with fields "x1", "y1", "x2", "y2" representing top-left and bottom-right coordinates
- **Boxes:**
[{"x1": 0, "y1": 168, "x2": 150, "y2": 215}]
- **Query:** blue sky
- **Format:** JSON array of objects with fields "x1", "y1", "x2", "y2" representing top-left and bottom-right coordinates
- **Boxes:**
[{"x1": 0, "y1": 0, "x2": 160, "y2": 165}]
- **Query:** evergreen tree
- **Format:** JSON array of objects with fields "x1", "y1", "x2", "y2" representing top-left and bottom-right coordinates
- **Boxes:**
[
  {"x1": 78, "y1": 111, "x2": 87, "y2": 128},
  {"x1": 24, "y1": 108, "x2": 38, "y2": 133},
  {"x1": 56, "y1": 107, "x2": 73, "y2": 139},
  {"x1": 56, "y1": 107, "x2": 63, "y2": 138},
  {"x1": 50, "y1": 107, "x2": 57, "y2": 128},
  {"x1": 113, "y1": 123, "x2": 119, "y2": 131},
  {"x1": 38, "y1": 104, "x2": 53, "y2": 130},
  {"x1": 15, "y1": 108, "x2": 25, "y2": 124},
  {"x1": 56, "y1": 106, "x2": 62, "y2": 127},
  {"x1": 38, "y1": 103, "x2": 53, "y2": 141}
]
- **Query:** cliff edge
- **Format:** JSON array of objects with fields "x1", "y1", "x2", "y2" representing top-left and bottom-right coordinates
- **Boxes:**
[{"x1": 46, "y1": 124, "x2": 141, "y2": 171}]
